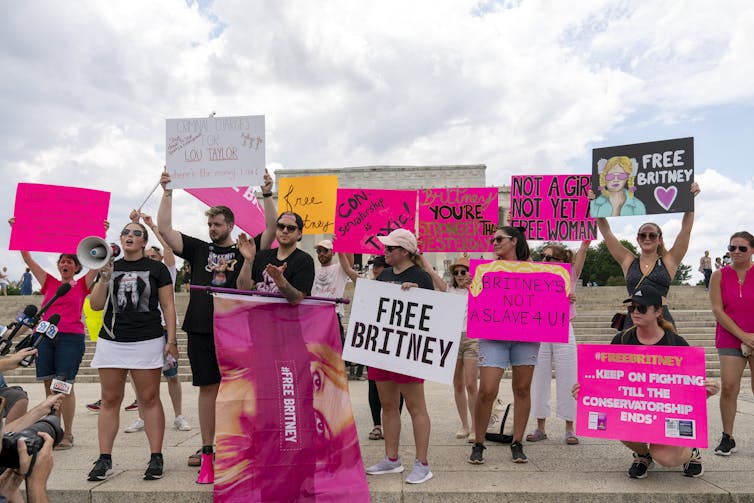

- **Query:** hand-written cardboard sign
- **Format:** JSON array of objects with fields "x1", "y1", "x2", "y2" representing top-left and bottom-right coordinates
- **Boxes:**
[
  {"x1": 277, "y1": 175, "x2": 338, "y2": 235},
  {"x1": 186, "y1": 186, "x2": 267, "y2": 237},
  {"x1": 466, "y1": 259, "x2": 571, "y2": 343},
  {"x1": 342, "y1": 279, "x2": 463, "y2": 384},
  {"x1": 10, "y1": 183, "x2": 110, "y2": 254},
  {"x1": 166, "y1": 115, "x2": 265, "y2": 189},
  {"x1": 590, "y1": 137, "x2": 694, "y2": 217},
  {"x1": 576, "y1": 344, "x2": 708, "y2": 448},
  {"x1": 332, "y1": 189, "x2": 417, "y2": 253},
  {"x1": 510, "y1": 175, "x2": 596, "y2": 241},
  {"x1": 418, "y1": 187, "x2": 497, "y2": 252}
]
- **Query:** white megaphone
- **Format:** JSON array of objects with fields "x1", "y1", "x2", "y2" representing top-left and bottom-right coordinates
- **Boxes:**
[{"x1": 76, "y1": 236, "x2": 121, "y2": 270}]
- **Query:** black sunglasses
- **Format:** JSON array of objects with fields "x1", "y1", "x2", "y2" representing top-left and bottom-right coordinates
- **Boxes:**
[
  {"x1": 452, "y1": 269, "x2": 468, "y2": 276},
  {"x1": 491, "y1": 235, "x2": 511, "y2": 244},
  {"x1": 121, "y1": 229, "x2": 144, "y2": 237},
  {"x1": 276, "y1": 223, "x2": 299, "y2": 232},
  {"x1": 384, "y1": 245, "x2": 402, "y2": 252},
  {"x1": 315, "y1": 248, "x2": 330, "y2": 254},
  {"x1": 728, "y1": 245, "x2": 749, "y2": 253},
  {"x1": 627, "y1": 304, "x2": 649, "y2": 314},
  {"x1": 637, "y1": 232, "x2": 659, "y2": 240},
  {"x1": 541, "y1": 255, "x2": 556, "y2": 262}
]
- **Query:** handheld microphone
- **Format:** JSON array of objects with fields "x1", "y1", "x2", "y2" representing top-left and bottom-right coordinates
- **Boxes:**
[
  {"x1": 0, "y1": 305, "x2": 38, "y2": 356},
  {"x1": 19, "y1": 314, "x2": 61, "y2": 368},
  {"x1": 29, "y1": 283, "x2": 72, "y2": 326},
  {"x1": 50, "y1": 374, "x2": 72, "y2": 395}
]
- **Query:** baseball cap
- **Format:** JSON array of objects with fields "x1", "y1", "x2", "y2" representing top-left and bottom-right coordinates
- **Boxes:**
[
  {"x1": 315, "y1": 240, "x2": 333, "y2": 250},
  {"x1": 623, "y1": 286, "x2": 663, "y2": 307},
  {"x1": 376, "y1": 229, "x2": 418, "y2": 254}
]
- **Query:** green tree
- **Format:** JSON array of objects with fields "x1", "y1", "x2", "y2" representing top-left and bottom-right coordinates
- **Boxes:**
[
  {"x1": 673, "y1": 263, "x2": 692, "y2": 285},
  {"x1": 580, "y1": 240, "x2": 638, "y2": 286}
]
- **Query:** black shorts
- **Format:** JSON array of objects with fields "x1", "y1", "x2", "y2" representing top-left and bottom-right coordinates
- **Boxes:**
[
  {"x1": 0, "y1": 386, "x2": 28, "y2": 418},
  {"x1": 186, "y1": 332, "x2": 221, "y2": 387}
]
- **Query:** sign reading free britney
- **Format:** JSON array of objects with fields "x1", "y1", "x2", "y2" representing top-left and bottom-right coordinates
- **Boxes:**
[
  {"x1": 466, "y1": 259, "x2": 571, "y2": 343},
  {"x1": 576, "y1": 344, "x2": 708, "y2": 448}
]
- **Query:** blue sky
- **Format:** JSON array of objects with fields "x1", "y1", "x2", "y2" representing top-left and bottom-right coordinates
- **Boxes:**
[{"x1": 1, "y1": 0, "x2": 752, "y2": 285}]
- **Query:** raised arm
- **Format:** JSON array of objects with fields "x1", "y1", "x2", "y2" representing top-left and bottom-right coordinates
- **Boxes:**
[
  {"x1": 663, "y1": 182, "x2": 700, "y2": 275},
  {"x1": 8, "y1": 217, "x2": 48, "y2": 285},
  {"x1": 596, "y1": 217, "x2": 635, "y2": 273},
  {"x1": 259, "y1": 170, "x2": 277, "y2": 250},
  {"x1": 157, "y1": 170, "x2": 184, "y2": 254},
  {"x1": 337, "y1": 252, "x2": 358, "y2": 282},
  {"x1": 142, "y1": 213, "x2": 175, "y2": 267},
  {"x1": 571, "y1": 240, "x2": 591, "y2": 279},
  {"x1": 417, "y1": 254, "x2": 448, "y2": 292}
]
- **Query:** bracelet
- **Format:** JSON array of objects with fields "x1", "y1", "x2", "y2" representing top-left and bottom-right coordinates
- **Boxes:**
[
  {"x1": 167, "y1": 341, "x2": 177, "y2": 345},
  {"x1": 262, "y1": 192, "x2": 273, "y2": 198}
]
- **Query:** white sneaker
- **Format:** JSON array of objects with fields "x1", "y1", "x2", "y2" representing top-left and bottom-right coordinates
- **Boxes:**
[
  {"x1": 405, "y1": 459, "x2": 433, "y2": 484},
  {"x1": 173, "y1": 415, "x2": 192, "y2": 431},
  {"x1": 125, "y1": 418, "x2": 145, "y2": 433},
  {"x1": 365, "y1": 456, "x2": 404, "y2": 475}
]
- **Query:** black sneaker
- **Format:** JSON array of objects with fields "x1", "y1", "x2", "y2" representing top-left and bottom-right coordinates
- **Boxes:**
[
  {"x1": 144, "y1": 456, "x2": 164, "y2": 480},
  {"x1": 683, "y1": 448, "x2": 703, "y2": 477},
  {"x1": 468, "y1": 442, "x2": 485, "y2": 464},
  {"x1": 714, "y1": 433, "x2": 737, "y2": 456},
  {"x1": 510, "y1": 441, "x2": 528, "y2": 463},
  {"x1": 628, "y1": 453, "x2": 653, "y2": 479},
  {"x1": 87, "y1": 457, "x2": 112, "y2": 481}
]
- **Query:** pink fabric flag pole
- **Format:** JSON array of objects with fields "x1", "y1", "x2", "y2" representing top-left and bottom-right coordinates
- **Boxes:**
[{"x1": 212, "y1": 292, "x2": 369, "y2": 503}]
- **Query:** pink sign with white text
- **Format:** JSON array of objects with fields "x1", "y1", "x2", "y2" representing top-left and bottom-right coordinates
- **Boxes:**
[
  {"x1": 418, "y1": 187, "x2": 498, "y2": 252},
  {"x1": 576, "y1": 344, "x2": 708, "y2": 448},
  {"x1": 332, "y1": 188, "x2": 417, "y2": 254},
  {"x1": 466, "y1": 259, "x2": 571, "y2": 343},
  {"x1": 509, "y1": 174, "x2": 596, "y2": 241},
  {"x1": 186, "y1": 186, "x2": 267, "y2": 237},
  {"x1": 10, "y1": 183, "x2": 110, "y2": 254}
]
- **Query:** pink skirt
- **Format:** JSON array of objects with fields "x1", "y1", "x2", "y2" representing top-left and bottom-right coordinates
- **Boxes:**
[{"x1": 368, "y1": 367, "x2": 424, "y2": 384}]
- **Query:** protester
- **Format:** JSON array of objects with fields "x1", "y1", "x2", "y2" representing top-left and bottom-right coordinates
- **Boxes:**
[
  {"x1": 86, "y1": 220, "x2": 177, "y2": 481},
  {"x1": 0, "y1": 267, "x2": 8, "y2": 296},
  {"x1": 699, "y1": 251, "x2": 712, "y2": 291},
  {"x1": 593, "y1": 182, "x2": 700, "y2": 330},
  {"x1": 365, "y1": 228, "x2": 434, "y2": 484},
  {"x1": 179, "y1": 262, "x2": 191, "y2": 293},
  {"x1": 715, "y1": 257, "x2": 723, "y2": 271},
  {"x1": 527, "y1": 241, "x2": 589, "y2": 445},
  {"x1": 709, "y1": 231, "x2": 754, "y2": 456},
  {"x1": 573, "y1": 286, "x2": 718, "y2": 478},
  {"x1": 8, "y1": 217, "x2": 106, "y2": 451},
  {"x1": 157, "y1": 169, "x2": 276, "y2": 480},
  {"x1": 469, "y1": 226, "x2": 537, "y2": 464},
  {"x1": 20, "y1": 268, "x2": 32, "y2": 295}
]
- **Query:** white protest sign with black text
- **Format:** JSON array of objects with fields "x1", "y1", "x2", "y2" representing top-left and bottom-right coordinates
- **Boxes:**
[
  {"x1": 343, "y1": 279, "x2": 464, "y2": 385},
  {"x1": 166, "y1": 115, "x2": 265, "y2": 189}
]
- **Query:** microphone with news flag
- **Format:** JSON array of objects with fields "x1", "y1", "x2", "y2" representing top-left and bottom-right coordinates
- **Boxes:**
[
  {"x1": 0, "y1": 305, "x2": 38, "y2": 355},
  {"x1": 19, "y1": 314, "x2": 61, "y2": 368}
]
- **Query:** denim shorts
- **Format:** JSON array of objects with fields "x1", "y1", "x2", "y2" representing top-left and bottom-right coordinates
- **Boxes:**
[
  {"x1": 478, "y1": 339, "x2": 540, "y2": 369},
  {"x1": 163, "y1": 364, "x2": 179, "y2": 378},
  {"x1": 718, "y1": 347, "x2": 745, "y2": 358},
  {"x1": 35, "y1": 332, "x2": 86, "y2": 382}
]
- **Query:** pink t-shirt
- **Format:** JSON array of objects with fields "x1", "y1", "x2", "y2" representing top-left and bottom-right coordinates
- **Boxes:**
[
  {"x1": 40, "y1": 275, "x2": 90, "y2": 334},
  {"x1": 715, "y1": 265, "x2": 754, "y2": 349}
]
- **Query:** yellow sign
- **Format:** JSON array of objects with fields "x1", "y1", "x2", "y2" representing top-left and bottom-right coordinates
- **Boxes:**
[
  {"x1": 83, "y1": 296, "x2": 103, "y2": 342},
  {"x1": 277, "y1": 175, "x2": 338, "y2": 234}
]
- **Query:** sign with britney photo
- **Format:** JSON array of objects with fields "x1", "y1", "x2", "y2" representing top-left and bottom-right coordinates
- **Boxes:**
[
  {"x1": 212, "y1": 293, "x2": 369, "y2": 503},
  {"x1": 576, "y1": 344, "x2": 708, "y2": 448}
]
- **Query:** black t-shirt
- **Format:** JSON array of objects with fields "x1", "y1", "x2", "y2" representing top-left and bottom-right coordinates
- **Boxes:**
[
  {"x1": 611, "y1": 328, "x2": 689, "y2": 347},
  {"x1": 252, "y1": 248, "x2": 315, "y2": 296},
  {"x1": 377, "y1": 265, "x2": 434, "y2": 291},
  {"x1": 100, "y1": 257, "x2": 172, "y2": 343},
  {"x1": 176, "y1": 233, "x2": 259, "y2": 334}
]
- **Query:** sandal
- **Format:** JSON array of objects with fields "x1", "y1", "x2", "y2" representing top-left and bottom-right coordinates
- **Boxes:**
[
  {"x1": 565, "y1": 431, "x2": 579, "y2": 445},
  {"x1": 525, "y1": 429, "x2": 547, "y2": 442},
  {"x1": 55, "y1": 435, "x2": 74, "y2": 451},
  {"x1": 368, "y1": 426, "x2": 383, "y2": 440}
]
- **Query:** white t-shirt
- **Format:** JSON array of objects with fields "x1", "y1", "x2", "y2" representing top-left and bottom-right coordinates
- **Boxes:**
[
  {"x1": 448, "y1": 285, "x2": 468, "y2": 328},
  {"x1": 312, "y1": 262, "x2": 349, "y2": 315}
]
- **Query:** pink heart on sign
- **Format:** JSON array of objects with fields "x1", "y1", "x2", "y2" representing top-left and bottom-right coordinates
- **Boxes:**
[{"x1": 654, "y1": 186, "x2": 678, "y2": 211}]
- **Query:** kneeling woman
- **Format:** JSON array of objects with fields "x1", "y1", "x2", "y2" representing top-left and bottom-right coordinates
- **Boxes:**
[
  {"x1": 87, "y1": 221, "x2": 178, "y2": 482},
  {"x1": 573, "y1": 285, "x2": 719, "y2": 479}
]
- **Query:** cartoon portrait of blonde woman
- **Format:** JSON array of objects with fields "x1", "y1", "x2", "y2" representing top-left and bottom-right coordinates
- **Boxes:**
[{"x1": 590, "y1": 156, "x2": 647, "y2": 217}]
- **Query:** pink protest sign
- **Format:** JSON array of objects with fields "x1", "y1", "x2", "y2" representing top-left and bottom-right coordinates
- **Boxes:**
[
  {"x1": 576, "y1": 344, "x2": 708, "y2": 448},
  {"x1": 417, "y1": 187, "x2": 498, "y2": 252},
  {"x1": 332, "y1": 188, "x2": 417, "y2": 254},
  {"x1": 466, "y1": 259, "x2": 571, "y2": 343},
  {"x1": 10, "y1": 183, "x2": 110, "y2": 254},
  {"x1": 186, "y1": 186, "x2": 267, "y2": 237},
  {"x1": 509, "y1": 174, "x2": 596, "y2": 241}
]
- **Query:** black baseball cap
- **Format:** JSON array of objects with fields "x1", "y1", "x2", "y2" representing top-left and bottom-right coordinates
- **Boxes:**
[{"x1": 623, "y1": 286, "x2": 663, "y2": 307}]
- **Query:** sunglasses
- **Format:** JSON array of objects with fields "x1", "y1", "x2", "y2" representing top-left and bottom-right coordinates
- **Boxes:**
[
  {"x1": 491, "y1": 235, "x2": 511, "y2": 244},
  {"x1": 637, "y1": 232, "x2": 659, "y2": 240},
  {"x1": 276, "y1": 223, "x2": 299, "y2": 232},
  {"x1": 452, "y1": 269, "x2": 468, "y2": 276},
  {"x1": 728, "y1": 245, "x2": 750, "y2": 253},
  {"x1": 384, "y1": 245, "x2": 402, "y2": 252},
  {"x1": 541, "y1": 255, "x2": 556, "y2": 262},
  {"x1": 627, "y1": 304, "x2": 649, "y2": 314},
  {"x1": 605, "y1": 173, "x2": 628, "y2": 181},
  {"x1": 315, "y1": 248, "x2": 330, "y2": 254},
  {"x1": 121, "y1": 229, "x2": 144, "y2": 237}
]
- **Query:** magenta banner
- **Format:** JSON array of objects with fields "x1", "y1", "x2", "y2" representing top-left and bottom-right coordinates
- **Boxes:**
[
  {"x1": 10, "y1": 183, "x2": 110, "y2": 254},
  {"x1": 417, "y1": 187, "x2": 497, "y2": 252},
  {"x1": 576, "y1": 344, "x2": 708, "y2": 448},
  {"x1": 332, "y1": 188, "x2": 417, "y2": 253},
  {"x1": 186, "y1": 186, "x2": 267, "y2": 237},
  {"x1": 213, "y1": 294, "x2": 369, "y2": 503},
  {"x1": 509, "y1": 174, "x2": 596, "y2": 241},
  {"x1": 466, "y1": 259, "x2": 571, "y2": 343}
]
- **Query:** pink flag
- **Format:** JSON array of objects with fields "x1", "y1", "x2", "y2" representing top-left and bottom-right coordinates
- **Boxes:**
[
  {"x1": 10, "y1": 183, "x2": 110, "y2": 254},
  {"x1": 576, "y1": 344, "x2": 708, "y2": 448},
  {"x1": 186, "y1": 186, "x2": 266, "y2": 236},
  {"x1": 212, "y1": 293, "x2": 370, "y2": 503}
]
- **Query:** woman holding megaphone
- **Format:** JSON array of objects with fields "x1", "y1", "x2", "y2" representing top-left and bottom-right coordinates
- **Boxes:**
[{"x1": 7, "y1": 217, "x2": 108, "y2": 451}]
